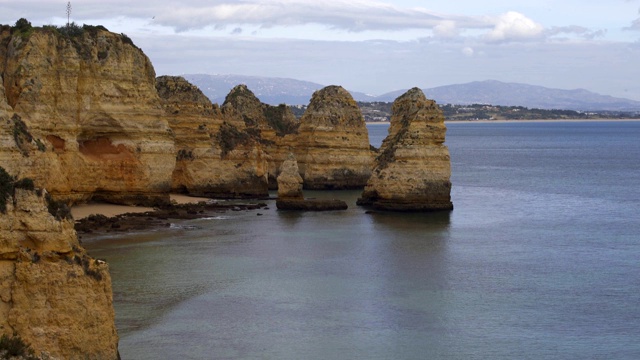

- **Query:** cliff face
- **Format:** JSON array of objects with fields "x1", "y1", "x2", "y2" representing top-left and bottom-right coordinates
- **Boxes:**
[
  {"x1": 0, "y1": 24, "x2": 174, "y2": 205},
  {"x1": 358, "y1": 88, "x2": 453, "y2": 211},
  {"x1": 222, "y1": 85, "x2": 298, "y2": 189},
  {"x1": 296, "y1": 86, "x2": 373, "y2": 189},
  {"x1": 221, "y1": 84, "x2": 373, "y2": 190},
  {"x1": 0, "y1": 185, "x2": 118, "y2": 359},
  {"x1": 156, "y1": 76, "x2": 269, "y2": 198}
]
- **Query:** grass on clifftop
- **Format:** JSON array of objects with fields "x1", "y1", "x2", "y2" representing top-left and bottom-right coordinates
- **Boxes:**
[{"x1": 7, "y1": 17, "x2": 138, "y2": 54}]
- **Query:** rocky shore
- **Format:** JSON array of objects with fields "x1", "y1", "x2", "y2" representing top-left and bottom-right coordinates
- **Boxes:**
[{"x1": 74, "y1": 199, "x2": 268, "y2": 234}]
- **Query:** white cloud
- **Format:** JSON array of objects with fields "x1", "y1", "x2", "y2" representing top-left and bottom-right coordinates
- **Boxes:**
[
  {"x1": 461, "y1": 47, "x2": 474, "y2": 57},
  {"x1": 547, "y1": 26, "x2": 607, "y2": 40},
  {"x1": 152, "y1": 0, "x2": 453, "y2": 32},
  {"x1": 434, "y1": 20, "x2": 459, "y2": 38},
  {"x1": 625, "y1": 7, "x2": 640, "y2": 31},
  {"x1": 485, "y1": 11, "x2": 544, "y2": 42}
]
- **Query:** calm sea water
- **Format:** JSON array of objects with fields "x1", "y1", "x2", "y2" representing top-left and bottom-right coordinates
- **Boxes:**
[{"x1": 84, "y1": 121, "x2": 640, "y2": 359}]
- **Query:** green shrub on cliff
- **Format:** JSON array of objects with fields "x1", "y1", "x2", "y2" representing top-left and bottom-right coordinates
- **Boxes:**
[
  {"x1": 11, "y1": 18, "x2": 35, "y2": 40},
  {"x1": 45, "y1": 192, "x2": 71, "y2": 221},
  {"x1": 263, "y1": 104, "x2": 299, "y2": 136},
  {"x1": 0, "y1": 167, "x2": 38, "y2": 214},
  {"x1": 0, "y1": 333, "x2": 38, "y2": 360},
  {"x1": 0, "y1": 167, "x2": 13, "y2": 213},
  {"x1": 14, "y1": 177, "x2": 35, "y2": 191},
  {"x1": 216, "y1": 122, "x2": 252, "y2": 156}
]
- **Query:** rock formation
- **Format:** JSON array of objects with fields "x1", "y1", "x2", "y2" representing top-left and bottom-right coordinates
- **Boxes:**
[
  {"x1": 357, "y1": 88, "x2": 453, "y2": 211},
  {"x1": 0, "y1": 22, "x2": 174, "y2": 205},
  {"x1": 0, "y1": 171, "x2": 119, "y2": 359},
  {"x1": 276, "y1": 153, "x2": 304, "y2": 199},
  {"x1": 296, "y1": 86, "x2": 373, "y2": 189},
  {"x1": 1, "y1": 21, "x2": 377, "y2": 203},
  {"x1": 275, "y1": 153, "x2": 348, "y2": 211},
  {"x1": 156, "y1": 76, "x2": 269, "y2": 198},
  {"x1": 221, "y1": 84, "x2": 299, "y2": 188}
]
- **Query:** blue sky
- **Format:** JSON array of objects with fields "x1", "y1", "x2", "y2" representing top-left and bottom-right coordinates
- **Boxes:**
[{"x1": 2, "y1": 0, "x2": 640, "y2": 100}]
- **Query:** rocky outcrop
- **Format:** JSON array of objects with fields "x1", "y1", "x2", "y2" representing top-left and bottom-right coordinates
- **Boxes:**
[
  {"x1": 0, "y1": 176, "x2": 119, "y2": 359},
  {"x1": 221, "y1": 85, "x2": 298, "y2": 188},
  {"x1": 156, "y1": 76, "x2": 268, "y2": 198},
  {"x1": 222, "y1": 84, "x2": 299, "y2": 138},
  {"x1": 210, "y1": 84, "x2": 375, "y2": 192},
  {"x1": 276, "y1": 198, "x2": 348, "y2": 211},
  {"x1": 276, "y1": 153, "x2": 303, "y2": 199},
  {"x1": 296, "y1": 86, "x2": 373, "y2": 189},
  {"x1": 275, "y1": 153, "x2": 348, "y2": 211},
  {"x1": 357, "y1": 88, "x2": 453, "y2": 211},
  {"x1": 0, "y1": 23, "x2": 174, "y2": 205}
]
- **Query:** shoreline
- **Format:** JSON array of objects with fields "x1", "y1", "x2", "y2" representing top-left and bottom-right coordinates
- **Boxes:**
[
  {"x1": 70, "y1": 194, "x2": 213, "y2": 221},
  {"x1": 73, "y1": 194, "x2": 268, "y2": 235},
  {"x1": 365, "y1": 118, "x2": 640, "y2": 124}
]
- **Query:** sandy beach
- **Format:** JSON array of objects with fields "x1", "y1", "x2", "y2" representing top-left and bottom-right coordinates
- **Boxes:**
[{"x1": 70, "y1": 194, "x2": 212, "y2": 220}]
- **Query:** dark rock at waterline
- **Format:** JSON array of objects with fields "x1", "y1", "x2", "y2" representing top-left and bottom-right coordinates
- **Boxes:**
[{"x1": 276, "y1": 198, "x2": 348, "y2": 211}]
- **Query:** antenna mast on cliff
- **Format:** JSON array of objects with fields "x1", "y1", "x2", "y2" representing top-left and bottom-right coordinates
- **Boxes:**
[{"x1": 66, "y1": 2, "x2": 72, "y2": 27}]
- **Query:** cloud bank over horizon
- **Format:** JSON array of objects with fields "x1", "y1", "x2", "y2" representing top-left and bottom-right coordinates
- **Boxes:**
[{"x1": 1, "y1": 0, "x2": 640, "y2": 100}]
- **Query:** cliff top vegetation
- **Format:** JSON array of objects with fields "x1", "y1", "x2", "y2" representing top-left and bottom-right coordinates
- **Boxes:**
[{"x1": 4, "y1": 18, "x2": 137, "y2": 49}]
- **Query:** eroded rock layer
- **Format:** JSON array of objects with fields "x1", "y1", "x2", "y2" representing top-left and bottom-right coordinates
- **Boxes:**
[
  {"x1": 156, "y1": 76, "x2": 268, "y2": 198},
  {"x1": 276, "y1": 153, "x2": 303, "y2": 199},
  {"x1": 358, "y1": 87, "x2": 453, "y2": 211},
  {"x1": 0, "y1": 184, "x2": 119, "y2": 359},
  {"x1": 296, "y1": 86, "x2": 373, "y2": 189},
  {"x1": 222, "y1": 84, "x2": 299, "y2": 189},
  {"x1": 0, "y1": 24, "x2": 174, "y2": 205}
]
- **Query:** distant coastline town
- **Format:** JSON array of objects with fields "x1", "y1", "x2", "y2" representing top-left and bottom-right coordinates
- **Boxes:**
[{"x1": 289, "y1": 102, "x2": 640, "y2": 122}]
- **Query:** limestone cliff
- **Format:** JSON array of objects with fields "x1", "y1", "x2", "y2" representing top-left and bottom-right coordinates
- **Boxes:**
[
  {"x1": 156, "y1": 76, "x2": 269, "y2": 198},
  {"x1": 0, "y1": 22, "x2": 174, "y2": 205},
  {"x1": 222, "y1": 85, "x2": 298, "y2": 188},
  {"x1": 296, "y1": 86, "x2": 373, "y2": 189},
  {"x1": 221, "y1": 84, "x2": 373, "y2": 190},
  {"x1": 0, "y1": 175, "x2": 119, "y2": 359},
  {"x1": 357, "y1": 88, "x2": 453, "y2": 211}
]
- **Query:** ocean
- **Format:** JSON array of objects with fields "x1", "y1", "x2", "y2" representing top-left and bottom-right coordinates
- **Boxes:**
[{"x1": 83, "y1": 121, "x2": 640, "y2": 359}]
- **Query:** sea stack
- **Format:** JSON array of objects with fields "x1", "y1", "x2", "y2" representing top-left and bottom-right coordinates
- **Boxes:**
[
  {"x1": 276, "y1": 154, "x2": 348, "y2": 211},
  {"x1": 276, "y1": 153, "x2": 304, "y2": 199},
  {"x1": 357, "y1": 87, "x2": 453, "y2": 211},
  {"x1": 296, "y1": 86, "x2": 373, "y2": 189}
]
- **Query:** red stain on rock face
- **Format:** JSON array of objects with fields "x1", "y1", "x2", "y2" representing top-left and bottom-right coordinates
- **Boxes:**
[{"x1": 78, "y1": 137, "x2": 134, "y2": 160}]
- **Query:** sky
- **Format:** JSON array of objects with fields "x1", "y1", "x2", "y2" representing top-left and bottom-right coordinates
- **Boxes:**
[{"x1": 2, "y1": 0, "x2": 640, "y2": 100}]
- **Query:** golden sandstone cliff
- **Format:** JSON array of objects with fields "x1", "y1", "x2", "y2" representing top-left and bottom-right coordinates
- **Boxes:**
[
  {"x1": 220, "y1": 84, "x2": 298, "y2": 189},
  {"x1": 219, "y1": 84, "x2": 373, "y2": 190},
  {"x1": 358, "y1": 88, "x2": 453, "y2": 211},
  {"x1": 156, "y1": 76, "x2": 269, "y2": 198},
  {"x1": 0, "y1": 174, "x2": 119, "y2": 359},
  {"x1": 296, "y1": 86, "x2": 373, "y2": 189},
  {"x1": 1, "y1": 22, "x2": 174, "y2": 206}
]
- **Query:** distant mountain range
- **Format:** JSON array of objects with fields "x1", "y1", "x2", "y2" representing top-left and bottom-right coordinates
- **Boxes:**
[{"x1": 183, "y1": 74, "x2": 640, "y2": 112}]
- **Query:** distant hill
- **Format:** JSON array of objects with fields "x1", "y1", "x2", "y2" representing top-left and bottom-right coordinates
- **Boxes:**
[
  {"x1": 183, "y1": 74, "x2": 640, "y2": 111},
  {"x1": 183, "y1": 74, "x2": 376, "y2": 105},
  {"x1": 378, "y1": 80, "x2": 640, "y2": 112}
]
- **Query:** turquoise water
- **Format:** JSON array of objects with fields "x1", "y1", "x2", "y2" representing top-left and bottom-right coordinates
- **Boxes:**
[{"x1": 84, "y1": 121, "x2": 640, "y2": 359}]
